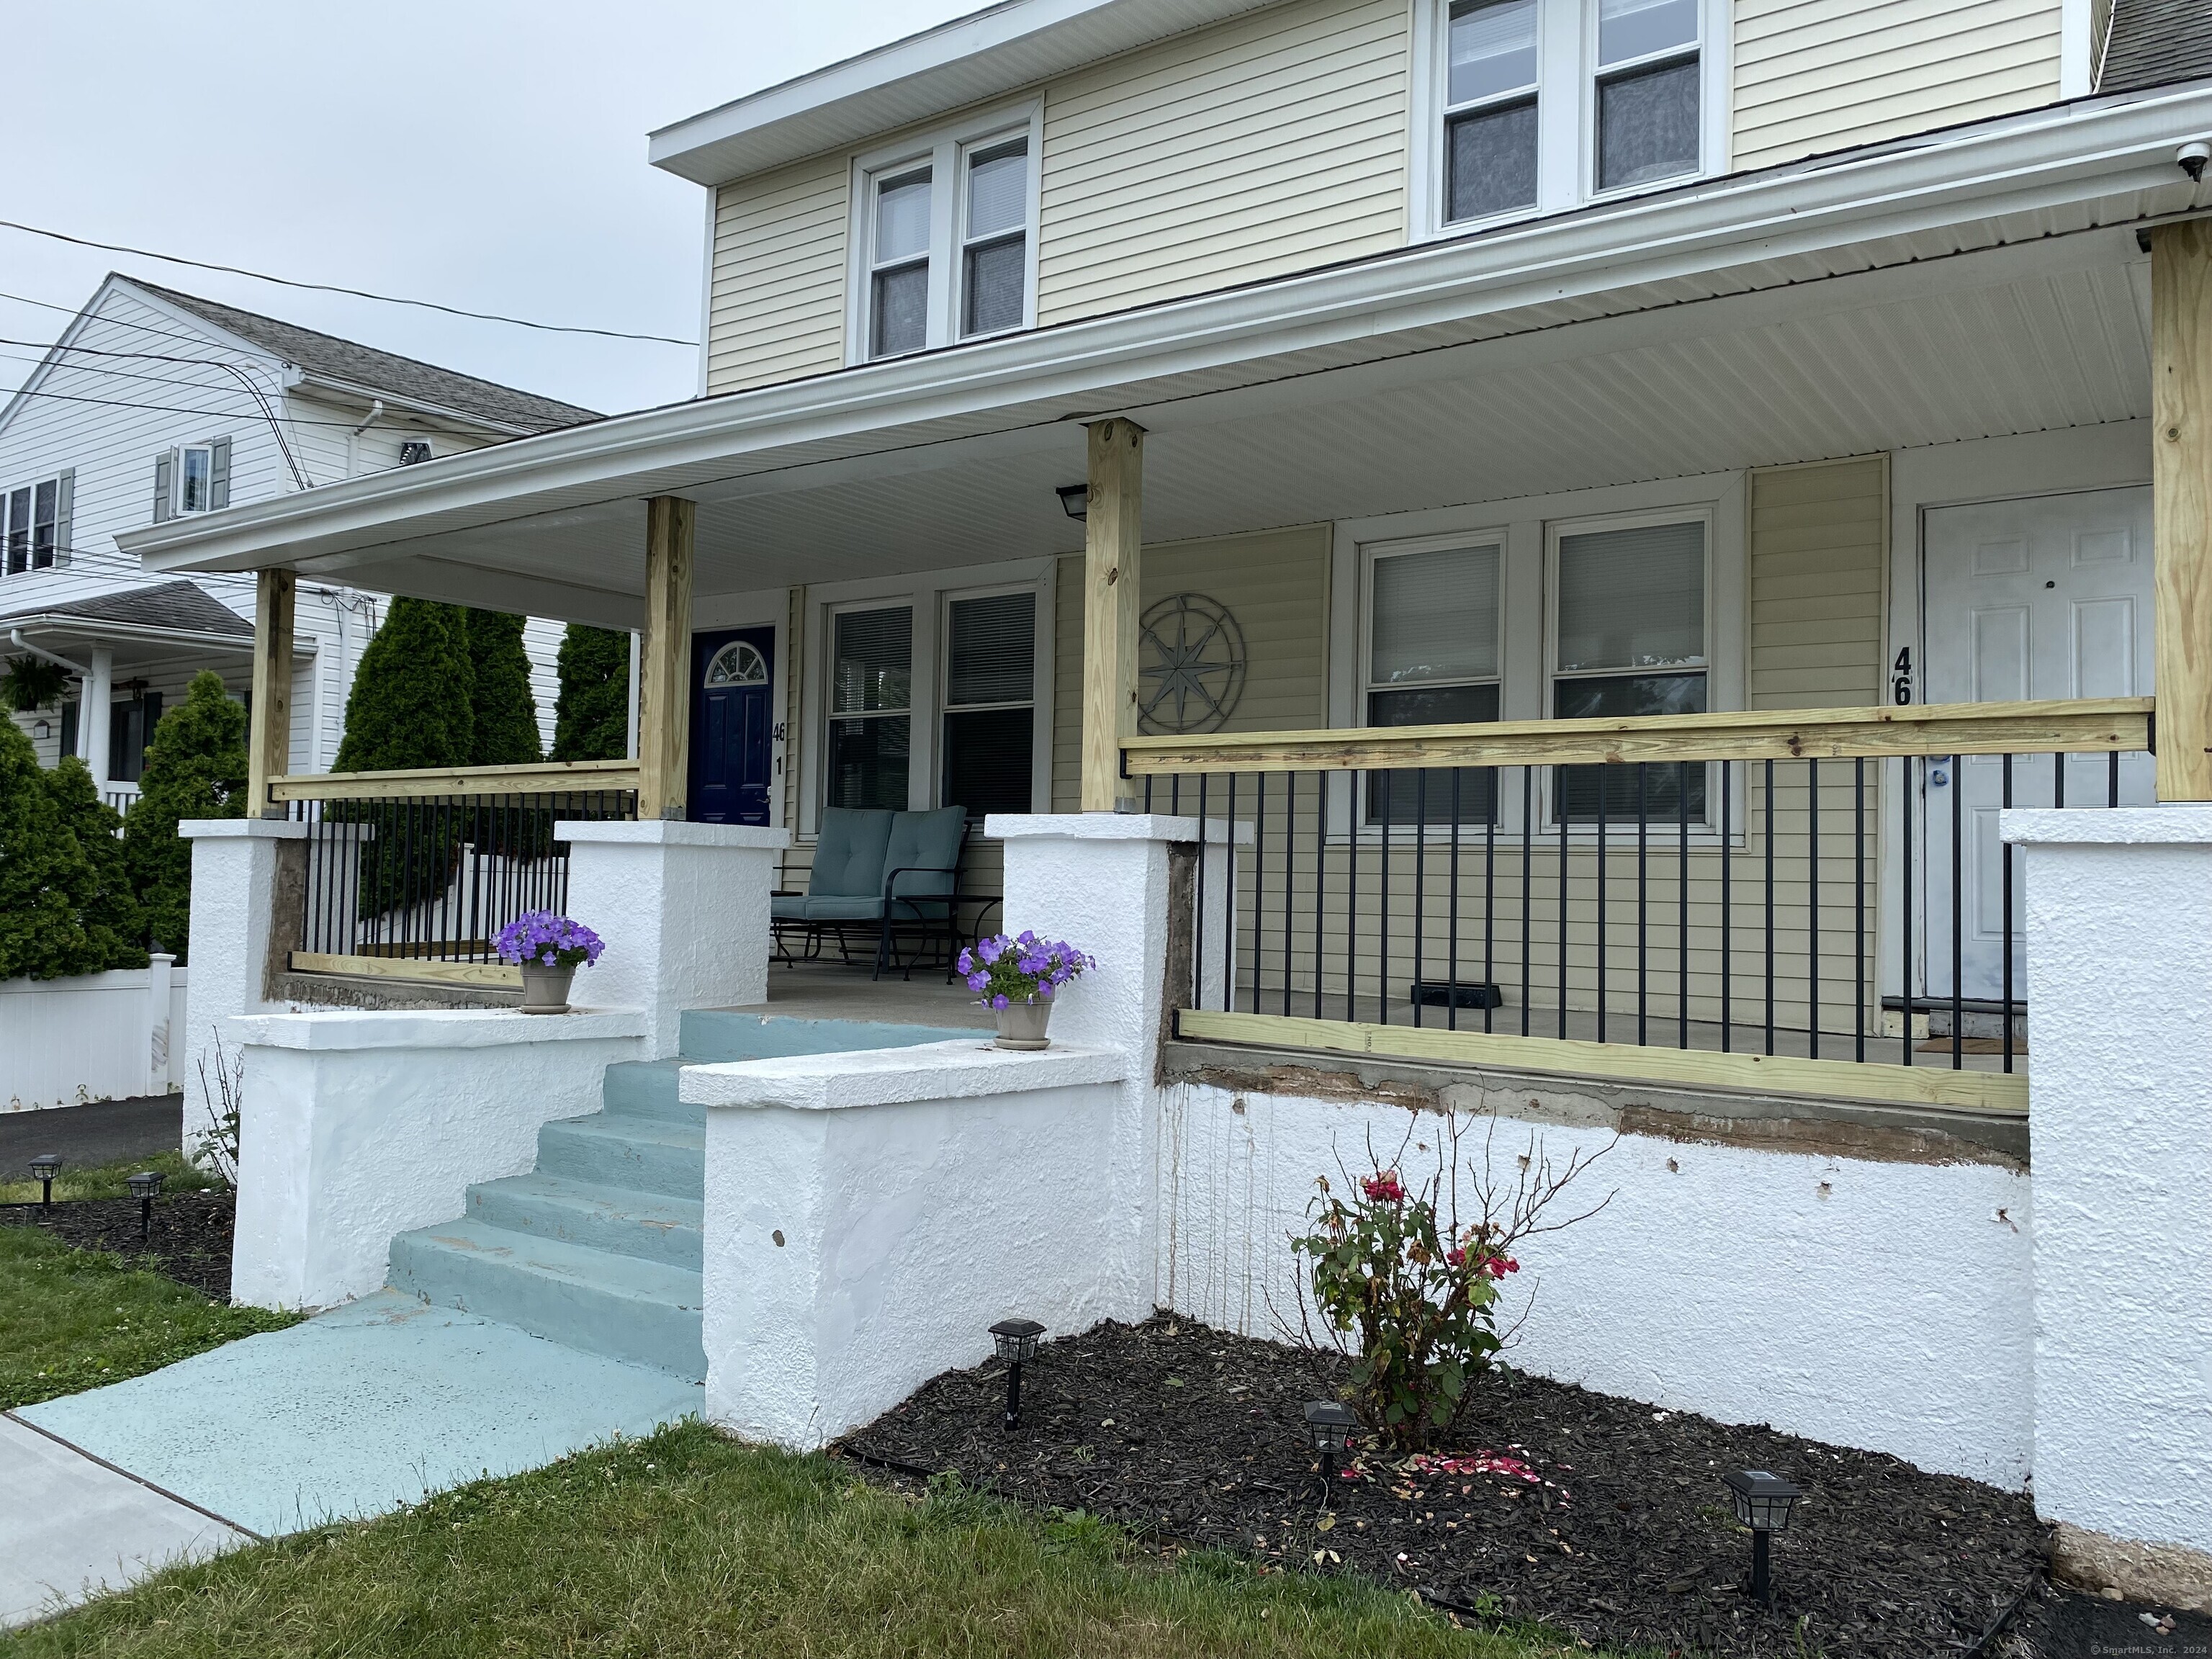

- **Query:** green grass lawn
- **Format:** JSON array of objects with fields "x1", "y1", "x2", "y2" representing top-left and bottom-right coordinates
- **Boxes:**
[
  {"x1": 0, "y1": 1225, "x2": 297, "y2": 1410},
  {"x1": 0, "y1": 1421, "x2": 1595, "y2": 1659},
  {"x1": 0, "y1": 1151, "x2": 212, "y2": 1207}
]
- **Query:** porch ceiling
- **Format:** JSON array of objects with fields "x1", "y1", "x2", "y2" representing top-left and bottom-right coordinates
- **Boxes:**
[{"x1": 121, "y1": 86, "x2": 2207, "y2": 629}]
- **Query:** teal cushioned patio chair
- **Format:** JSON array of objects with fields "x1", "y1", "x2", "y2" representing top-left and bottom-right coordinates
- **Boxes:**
[{"x1": 771, "y1": 805, "x2": 969, "y2": 978}]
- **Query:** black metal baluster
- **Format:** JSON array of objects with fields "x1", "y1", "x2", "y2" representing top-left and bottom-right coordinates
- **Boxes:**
[
  {"x1": 1678, "y1": 764, "x2": 1689, "y2": 1051},
  {"x1": 1281, "y1": 771, "x2": 1295, "y2": 1019},
  {"x1": 1170, "y1": 775, "x2": 1180, "y2": 817},
  {"x1": 1855, "y1": 757, "x2": 1866, "y2": 1064},
  {"x1": 1764, "y1": 758, "x2": 1776, "y2": 1058},
  {"x1": 2109, "y1": 747, "x2": 2121, "y2": 808},
  {"x1": 1378, "y1": 772, "x2": 1392, "y2": 1026},
  {"x1": 1224, "y1": 773, "x2": 1238, "y2": 1013},
  {"x1": 1951, "y1": 752, "x2": 1964, "y2": 1071},
  {"x1": 1596, "y1": 772, "x2": 1608, "y2": 1046},
  {"x1": 1195, "y1": 774, "x2": 1208, "y2": 1012},
  {"x1": 1313, "y1": 771, "x2": 1328, "y2": 1020},
  {"x1": 2054, "y1": 751, "x2": 2065, "y2": 809},
  {"x1": 2002, "y1": 752, "x2": 2015, "y2": 1075},
  {"x1": 1557, "y1": 775, "x2": 1569, "y2": 1040},
  {"x1": 1143, "y1": 777, "x2": 1153, "y2": 811},
  {"x1": 1347, "y1": 771, "x2": 1359, "y2": 1024},
  {"x1": 1637, "y1": 763, "x2": 1648, "y2": 1048},
  {"x1": 1721, "y1": 764, "x2": 1732, "y2": 1053},
  {"x1": 1901, "y1": 759, "x2": 1915, "y2": 1067},
  {"x1": 1483, "y1": 771, "x2": 1496, "y2": 1034},
  {"x1": 1448, "y1": 770, "x2": 1462, "y2": 1033},
  {"x1": 1808, "y1": 760, "x2": 1820, "y2": 1061},
  {"x1": 1521, "y1": 768, "x2": 1533, "y2": 1037},
  {"x1": 1253, "y1": 773, "x2": 1266, "y2": 1014},
  {"x1": 1413, "y1": 770, "x2": 1427, "y2": 1028}
]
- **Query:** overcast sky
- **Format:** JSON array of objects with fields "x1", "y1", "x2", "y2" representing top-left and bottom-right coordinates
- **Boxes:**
[{"x1": 0, "y1": 1, "x2": 980, "y2": 420}]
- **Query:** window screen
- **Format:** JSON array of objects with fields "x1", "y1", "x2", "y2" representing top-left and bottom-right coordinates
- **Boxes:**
[
  {"x1": 942, "y1": 590, "x2": 1035, "y2": 817},
  {"x1": 827, "y1": 607, "x2": 912, "y2": 809},
  {"x1": 5, "y1": 487, "x2": 28, "y2": 575},
  {"x1": 869, "y1": 168, "x2": 932, "y2": 359},
  {"x1": 1444, "y1": 0, "x2": 1538, "y2": 223},
  {"x1": 961, "y1": 140, "x2": 1028, "y2": 337},
  {"x1": 1368, "y1": 544, "x2": 1501, "y2": 824},
  {"x1": 1595, "y1": 0, "x2": 1699, "y2": 192}
]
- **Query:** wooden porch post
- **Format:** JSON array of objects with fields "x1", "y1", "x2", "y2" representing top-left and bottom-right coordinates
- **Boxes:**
[
  {"x1": 1081, "y1": 418, "x2": 1145, "y2": 813},
  {"x1": 246, "y1": 567, "x2": 294, "y2": 817},
  {"x1": 2154, "y1": 221, "x2": 2212, "y2": 801},
  {"x1": 638, "y1": 495, "x2": 696, "y2": 819}
]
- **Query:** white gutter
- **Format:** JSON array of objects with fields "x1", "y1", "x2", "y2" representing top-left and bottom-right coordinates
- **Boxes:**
[
  {"x1": 8, "y1": 630, "x2": 87, "y2": 675},
  {"x1": 125, "y1": 84, "x2": 2212, "y2": 576},
  {"x1": 4, "y1": 617, "x2": 314, "y2": 657}
]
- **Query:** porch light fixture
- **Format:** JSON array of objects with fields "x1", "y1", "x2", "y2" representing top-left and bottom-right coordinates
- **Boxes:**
[
  {"x1": 1054, "y1": 483, "x2": 1088, "y2": 520},
  {"x1": 989, "y1": 1317, "x2": 1046, "y2": 1431},
  {"x1": 127, "y1": 1169, "x2": 163, "y2": 1241},
  {"x1": 1303, "y1": 1401, "x2": 1358, "y2": 1501},
  {"x1": 1722, "y1": 1468, "x2": 1802, "y2": 1604},
  {"x1": 29, "y1": 1154, "x2": 60, "y2": 1206}
]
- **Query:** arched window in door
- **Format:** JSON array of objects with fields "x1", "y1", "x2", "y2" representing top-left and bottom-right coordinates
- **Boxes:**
[{"x1": 704, "y1": 639, "x2": 768, "y2": 687}]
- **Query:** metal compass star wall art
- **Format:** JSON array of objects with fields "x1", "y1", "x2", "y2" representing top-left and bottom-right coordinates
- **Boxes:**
[{"x1": 1137, "y1": 592, "x2": 1247, "y2": 734}]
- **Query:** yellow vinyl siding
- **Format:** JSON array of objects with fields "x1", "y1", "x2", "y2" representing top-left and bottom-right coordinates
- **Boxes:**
[
  {"x1": 1035, "y1": 0, "x2": 1408, "y2": 325},
  {"x1": 705, "y1": 156, "x2": 848, "y2": 396},
  {"x1": 1052, "y1": 525, "x2": 1333, "y2": 809},
  {"x1": 1733, "y1": 0, "x2": 2064, "y2": 173},
  {"x1": 1748, "y1": 457, "x2": 1887, "y2": 710}
]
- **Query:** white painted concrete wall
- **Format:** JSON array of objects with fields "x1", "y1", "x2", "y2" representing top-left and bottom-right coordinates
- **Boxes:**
[
  {"x1": 178, "y1": 820, "x2": 303, "y2": 1159},
  {"x1": 228, "y1": 1007, "x2": 646, "y2": 1311},
  {"x1": 687, "y1": 1039, "x2": 1128, "y2": 1447},
  {"x1": 0, "y1": 959, "x2": 185, "y2": 1111},
  {"x1": 2010, "y1": 805, "x2": 2212, "y2": 1605},
  {"x1": 1158, "y1": 1080, "x2": 2035, "y2": 1489}
]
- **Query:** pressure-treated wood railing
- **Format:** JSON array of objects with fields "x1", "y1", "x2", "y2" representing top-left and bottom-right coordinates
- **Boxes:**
[
  {"x1": 1128, "y1": 697, "x2": 2154, "y2": 1115},
  {"x1": 274, "y1": 760, "x2": 640, "y2": 985}
]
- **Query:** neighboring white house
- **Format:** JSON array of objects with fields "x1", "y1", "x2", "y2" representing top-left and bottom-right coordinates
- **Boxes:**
[{"x1": 0, "y1": 274, "x2": 599, "y2": 799}]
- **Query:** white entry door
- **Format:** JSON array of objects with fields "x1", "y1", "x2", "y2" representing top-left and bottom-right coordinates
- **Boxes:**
[{"x1": 1920, "y1": 487, "x2": 2154, "y2": 1003}]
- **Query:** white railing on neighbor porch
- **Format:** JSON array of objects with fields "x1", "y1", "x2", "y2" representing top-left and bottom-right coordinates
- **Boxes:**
[
  {"x1": 0, "y1": 957, "x2": 184, "y2": 1111},
  {"x1": 1130, "y1": 697, "x2": 2154, "y2": 1115}
]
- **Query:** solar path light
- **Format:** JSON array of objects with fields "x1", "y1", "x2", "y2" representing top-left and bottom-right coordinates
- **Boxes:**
[
  {"x1": 126, "y1": 1169, "x2": 164, "y2": 1241},
  {"x1": 989, "y1": 1318, "x2": 1045, "y2": 1431},
  {"x1": 1303, "y1": 1401, "x2": 1358, "y2": 1503},
  {"x1": 1723, "y1": 1468, "x2": 1803, "y2": 1604},
  {"x1": 29, "y1": 1154, "x2": 60, "y2": 1206}
]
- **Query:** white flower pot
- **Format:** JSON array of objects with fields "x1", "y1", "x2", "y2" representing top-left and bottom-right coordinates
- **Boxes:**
[
  {"x1": 519, "y1": 963, "x2": 577, "y2": 1014},
  {"x1": 993, "y1": 999, "x2": 1053, "y2": 1051}
]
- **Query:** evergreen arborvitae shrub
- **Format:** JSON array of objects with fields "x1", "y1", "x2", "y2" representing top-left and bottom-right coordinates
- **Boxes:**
[
  {"x1": 551, "y1": 624, "x2": 629, "y2": 762},
  {"x1": 0, "y1": 719, "x2": 100, "y2": 980},
  {"x1": 125, "y1": 670, "x2": 248, "y2": 962},
  {"x1": 46, "y1": 757, "x2": 148, "y2": 971},
  {"x1": 464, "y1": 608, "x2": 542, "y2": 767},
  {"x1": 333, "y1": 598, "x2": 476, "y2": 920}
]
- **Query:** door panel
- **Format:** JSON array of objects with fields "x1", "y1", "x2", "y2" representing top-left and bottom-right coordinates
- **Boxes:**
[
  {"x1": 689, "y1": 626, "x2": 775, "y2": 826},
  {"x1": 1922, "y1": 487, "x2": 2154, "y2": 1003}
]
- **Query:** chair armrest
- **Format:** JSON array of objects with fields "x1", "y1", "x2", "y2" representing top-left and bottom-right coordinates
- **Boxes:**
[{"x1": 881, "y1": 863, "x2": 958, "y2": 899}]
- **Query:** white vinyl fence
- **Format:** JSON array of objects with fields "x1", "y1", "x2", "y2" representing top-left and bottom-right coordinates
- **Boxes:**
[{"x1": 0, "y1": 956, "x2": 186, "y2": 1111}]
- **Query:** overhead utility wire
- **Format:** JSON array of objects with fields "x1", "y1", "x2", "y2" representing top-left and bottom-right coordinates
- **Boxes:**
[
  {"x1": 0, "y1": 220, "x2": 698, "y2": 346},
  {"x1": 0, "y1": 382, "x2": 487, "y2": 433}
]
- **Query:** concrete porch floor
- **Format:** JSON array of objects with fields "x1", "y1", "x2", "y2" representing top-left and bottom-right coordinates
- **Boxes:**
[{"x1": 740, "y1": 961, "x2": 992, "y2": 1028}]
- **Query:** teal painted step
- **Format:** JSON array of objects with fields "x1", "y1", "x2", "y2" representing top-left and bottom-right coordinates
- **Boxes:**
[
  {"x1": 389, "y1": 1218, "x2": 706, "y2": 1380},
  {"x1": 678, "y1": 1009, "x2": 977, "y2": 1064},
  {"x1": 600, "y1": 1059, "x2": 696, "y2": 1125},
  {"x1": 536, "y1": 1112, "x2": 701, "y2": 1199},
  {"x1": 465, "y1": 1171, "x2": 703, "y2": 1272}
]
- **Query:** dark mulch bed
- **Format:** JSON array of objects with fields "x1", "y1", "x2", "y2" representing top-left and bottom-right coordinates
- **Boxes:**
[
  {"x1": 2005, "y1": 1580, "x2": 2212, "y2": 1658},
  {"x1": 0, "y1": 1192, "x2": 237, "y2": 1300},
  {"x1": 842, "y1": 1316, "x2": 2050, "y2": 1658}
]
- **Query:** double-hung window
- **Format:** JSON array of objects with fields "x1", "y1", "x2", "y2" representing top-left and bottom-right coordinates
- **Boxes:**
[
  {"x1": 1365, "y1": 540, "x2": 1501, "y2": 824},
  {"x1": 1552, "y1": 516, "x2": 1708, "y2": 821},
  {"x1": 3, "y1": 474, "x2": 69, "y2": 575},
  {"x1": 1594, "y1": 0, "x2": 1703, "y2": 192},
  {"x1": 940, "y1": 590, "x2": 1036, "y2": 817},
  {"x1": 1444, "y1": 1, "x2": 1540, "y2": 224},
  {"x1": 854, "y1": 107, "x2": 1038, "y2": 361},
  {"x1": 826, "y1": 606, "x2": 913, "y2": 810}
]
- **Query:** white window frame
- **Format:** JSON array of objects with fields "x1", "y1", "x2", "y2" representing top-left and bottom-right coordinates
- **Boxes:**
[
  {"x1": 1409, "y1": 0, "x2": 1731, "y2": 242},
  {"x1": 2, "y1": 473, "x2": 67, "y2": 576},
  {"x1": 799, "y1": 558, "x2": 1056, "y2": 834},
  {"x1": 821, "y1": 598, "x2": 920, "y2": 816},
  {"x1": 843, "y1": 99, "x2": 1044, "y2": 365},
  {"x1": 177, "y1": 443, "x2": 216, "y2": 515},
  {"x1": 1542, "y1": 502, "x2": 1719, "y2": 833},
  {"x1": 938, "y1": 580, "x2": 1045, "y2": 819}
]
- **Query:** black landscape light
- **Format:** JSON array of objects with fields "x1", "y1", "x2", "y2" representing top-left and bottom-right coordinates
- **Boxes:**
[
  {"x1": 1303, "y1": 1401, "x2": 1358, "y2": 1501},
  {"x1": 989, "y1": 1317, "x2": 1046, "y2": 1431},
  {"x1": 1723, "y1": 1468, "x2": 1802, "y2": 1604},
  {"x1": 127, "y1": 1170, "x2": 164, "y2": 1241},
  {"x1": 29, "y1": 1154, "x2": 60, "y2": 1206},
  {"x1": 1055, "y1": 483, "x2": 1089, "y2": 520}
]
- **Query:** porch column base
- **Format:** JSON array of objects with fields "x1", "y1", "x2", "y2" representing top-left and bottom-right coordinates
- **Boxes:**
[
  {"x1": 556, "y1": 820, "x2": 787, "y2": 1059},
  {"x1": 177, "y1": 817, "x2": 308, "y2": 1161},
  {"x1": 2006, "y1": 804, "x2": 2212, "y2": 1603}
]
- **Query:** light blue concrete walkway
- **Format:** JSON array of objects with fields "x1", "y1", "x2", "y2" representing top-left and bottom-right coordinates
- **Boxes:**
[{"x1": 19, "y1": 1292, "x2": 699, "y2": 1539}]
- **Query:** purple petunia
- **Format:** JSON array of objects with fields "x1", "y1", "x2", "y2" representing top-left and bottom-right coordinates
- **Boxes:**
[
  {"x1": 495, "y1": 911, "x2": 606, "y2": 971},
  {"x1": 958, "y1": 931, "x2": 1096, "y2": 1010}
]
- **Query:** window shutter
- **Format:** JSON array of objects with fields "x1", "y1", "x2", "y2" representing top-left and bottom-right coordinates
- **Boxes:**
[
  {"x1": 208, "y1": 438, "x2": 231, "y2": 509},
  {"x1": 53, "y1": 469, "x2": 73, "y2": 567},
  {"x1": 153, "y1": 451, "x2": 174, "y2": 522}
]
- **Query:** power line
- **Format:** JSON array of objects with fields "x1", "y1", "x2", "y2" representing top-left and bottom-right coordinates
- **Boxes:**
[
  {"x1": 0, "y1": 219, "x2": 698, "y2": 346},
  {"x1": 0, "y1": 382, "x2": 488, "y2": 433}
]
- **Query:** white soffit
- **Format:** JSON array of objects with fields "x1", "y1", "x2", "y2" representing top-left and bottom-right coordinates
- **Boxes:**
[{"x1": 648, "y1": 0, "x2": 1283, "y2": 185}]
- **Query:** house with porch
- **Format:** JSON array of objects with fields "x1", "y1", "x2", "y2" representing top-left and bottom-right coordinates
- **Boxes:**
[
  {"x1": 0, "y1": 274, "x2": 595, "y2": 804},
  {"x1": 119, "y1": 0, "x2": 2212, "y2": 1613}
]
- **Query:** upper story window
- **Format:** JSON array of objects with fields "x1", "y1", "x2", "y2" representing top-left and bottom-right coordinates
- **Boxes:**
[
  {"x1": 3, "y1": 473, "x2": 69, "y2": 575},
  {"x1": 850, "y1": 103, "x2": 1040, "y2": 363},
  {"x1": 1418, "y1": 0, "x2": 1722, "y2": 238},
  {"x1": 151, "y1": 437, "x2": 231, "y2": 523}
]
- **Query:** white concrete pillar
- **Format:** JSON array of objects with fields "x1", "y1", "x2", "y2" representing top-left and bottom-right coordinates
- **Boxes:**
[
  {"x1": 78, "y1": 647, "x2": 112, "y2": 789},
  {"x1": 177, "y1": 818, "x2": 307, "y2": 1158},
  {"x1": 554, "y1": 820, "x2": 787, "y2": 1058},
  {"x1": 2007, "y1": 804, "x2": 2212, "y2": 1610},
  {"x1": 992, "y1": 813, "x2": 1237, "y2": 1318},
  {"x1": 145, "y1": 951, "x2": 175, "y2": 1096}
]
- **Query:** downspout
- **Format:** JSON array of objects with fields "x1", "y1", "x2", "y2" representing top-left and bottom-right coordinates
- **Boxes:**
[
  {"x1": 345, "y1": 399, "x2": 385, "y2": 479},
  {"x1": 8, "y1": 629, "x2": 87, "y2": 675}
]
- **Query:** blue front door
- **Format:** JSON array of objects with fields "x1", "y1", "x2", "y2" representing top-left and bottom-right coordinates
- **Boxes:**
[{"x1": 690, "y1": 627, "x2": 774, "y2": 825}]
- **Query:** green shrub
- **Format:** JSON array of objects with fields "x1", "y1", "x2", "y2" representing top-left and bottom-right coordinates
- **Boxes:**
[
  {"x1": 463, "y1": 608, "x2": 541, "y2": 767},
  {"x1": 551, "y1": 624, "x2": 629, "y2": 762},
  {"x1": 45, "y1": 757, "x2": 146, "y2": 970},
  {"x1": 0, "y1": 719, "x2": 101, "y2": 979},
  {"x1": 125, "y1": 670, "x2": 249, "y2": 961}
]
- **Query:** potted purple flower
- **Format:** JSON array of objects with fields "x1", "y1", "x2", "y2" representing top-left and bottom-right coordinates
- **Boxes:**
[
  {"x1": 958, "y1": 931, "x2": 1095, "y2": 1051},
  {"x1": 495, "y1": 911, "x2": 606, "y2": 1014}
]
